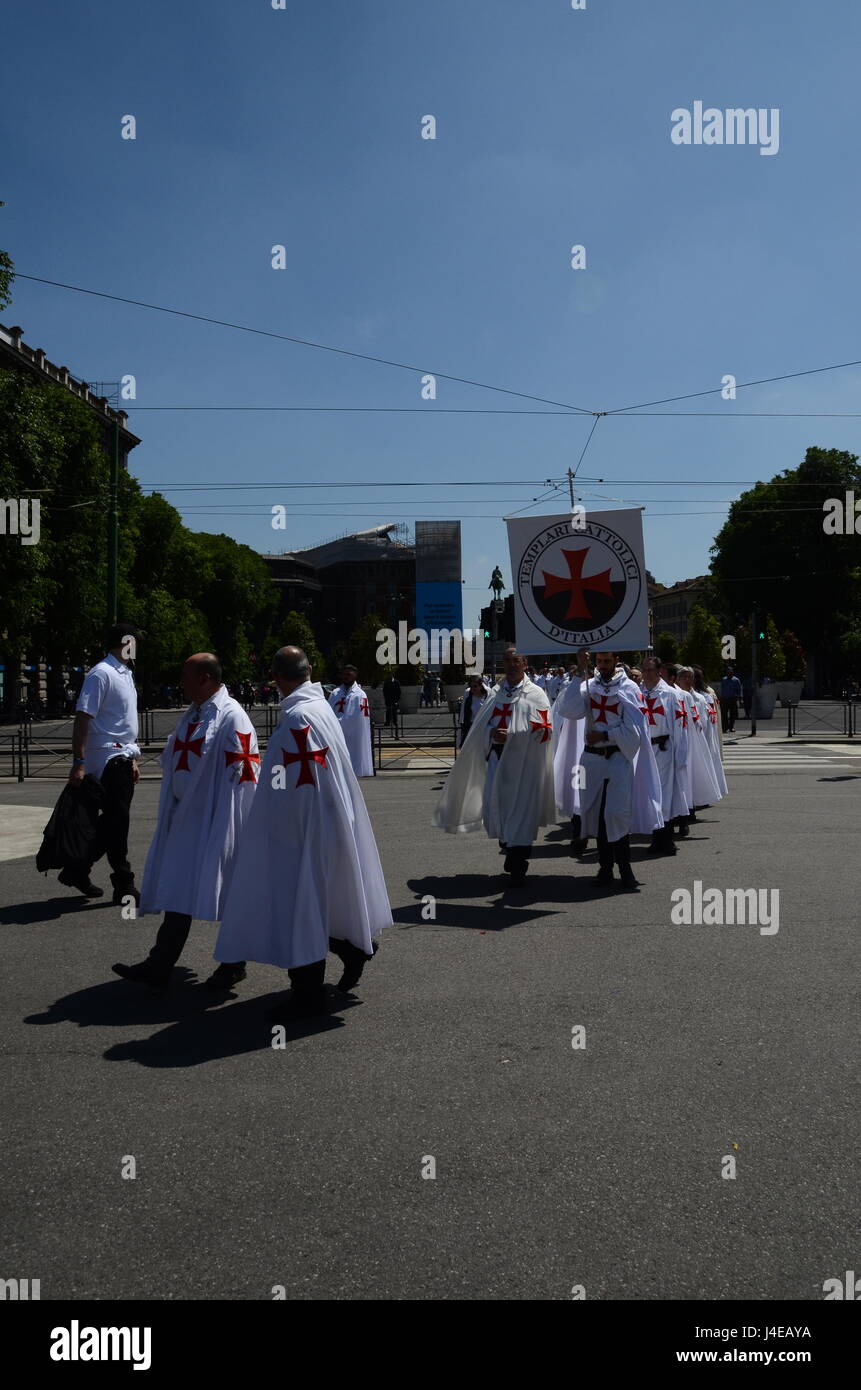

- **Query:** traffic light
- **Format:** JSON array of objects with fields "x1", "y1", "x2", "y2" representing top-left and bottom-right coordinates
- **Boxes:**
[
  {"x1": 758, "y1": 630, "x2": 765, "y2": 642},
  {"x1": 484, "y1": 629, "x2": 491, "y2": 639}
]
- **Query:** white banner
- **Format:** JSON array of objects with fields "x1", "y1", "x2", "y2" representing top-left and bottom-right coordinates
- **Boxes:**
[{"x1": 505, "y1": 508, "x2": 649, "y2": 654}]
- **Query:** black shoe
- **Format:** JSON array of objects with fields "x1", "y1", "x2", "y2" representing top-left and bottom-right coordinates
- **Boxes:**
[
  {"x1": 205, "y1": 963, "x2": 247, "y2": 991},
  {"x1": 677, "y1": 821, "x2": 690, "y2": 838},
  {"x1": 111, "y1": 960, "x2": 170, "y2": 988},
  {"x1": 334, "y1": 940, "x2": 378, "y2": 992},
  {"x1": 58, "y1": 869, "x2": 103, "y2": 898},
  {"x1": 595, "y1": 866, "x2": 615, "y2": 885},
  {"x1": 569, "y1": 837, "x2": 588, "y2": 857},
  {"x1": 617, "y1": 868, "x2": 641, "y2": 892},
  {"x1": 508, "y1": 860, "x2": 529, "y2": 885}
]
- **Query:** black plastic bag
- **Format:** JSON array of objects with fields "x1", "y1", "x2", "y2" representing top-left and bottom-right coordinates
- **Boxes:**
[{"x1": 36, "y1": 775, "x2": 105, "y2": 872}]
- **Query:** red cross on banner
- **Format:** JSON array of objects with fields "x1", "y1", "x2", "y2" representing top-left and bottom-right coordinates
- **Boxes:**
[
  {"x1": 541, "y1": 546, "x2": 613, "y2": 623},
  {"x1": 174, "y1": 721, "x2": 204, "y2": 771},
  {"x1": 224, "y1": 730, "x2": 260, "y2": 783},
  {"x1": 675, "y1": 705, "x2": 688, "y2": 730},
  {"x1": 590, "y1": 694, "x2": 619, "y2": 725},
  {"x1": 492, "y1": 701, "x2": 513, "y2": 729},
  {"x1": 529, "y1": 709, "x2": 553, "y2": 742},
  {"x1": 282, "y1": 724, "x2": 329, "y2": 788},
  {"x1": 643, "y1": 696, "x2": 665, "y2": 727}
]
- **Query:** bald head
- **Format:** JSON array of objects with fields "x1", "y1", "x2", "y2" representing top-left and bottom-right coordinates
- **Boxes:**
[
  {"x1": 272, "y1": 645, "x2": 312, "y2": 693},
  {"x1": 181, "y1": 652, "x2": 223, "y2": 703}
]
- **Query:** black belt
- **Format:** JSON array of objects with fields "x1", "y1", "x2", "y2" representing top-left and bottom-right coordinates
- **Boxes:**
[
  {"x1": 651, "y1": 734, "x2": 669, "y2": 751},
  {"x1": 584, "y1": 745, "x2": 618, "y2": 758}
]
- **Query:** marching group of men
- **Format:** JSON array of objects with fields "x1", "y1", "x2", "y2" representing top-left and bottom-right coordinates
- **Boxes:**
[
  {"x1": 437, "y1": 646, "x2": 728, "y2": 888},
  {"x1": 51, "y1": 623, "x2": 727, "y2": 1016}
]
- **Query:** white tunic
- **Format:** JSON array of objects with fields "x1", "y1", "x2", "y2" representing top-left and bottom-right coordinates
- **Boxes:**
[
  {"x1": 139, "y1": 686, "x2": 259, "y2": 921},
  {"x1": 215, "y1": 684, "x2": 391, "y2": 969},
  {"x1": 637, "y1": 679, "x2": 690, "y2": 820},
  {"x1": 328, "y1": 683, "x2": 374, "y2": 777},
  {"x1": 699, "y1": 689, "x2": 729, "y2": 797},
  {"x1": 557, "y1": 674, "x2": 643, "y2": 842},
  {"x1": 433, "y1": 677, "x2": 557, "y2": 846}
]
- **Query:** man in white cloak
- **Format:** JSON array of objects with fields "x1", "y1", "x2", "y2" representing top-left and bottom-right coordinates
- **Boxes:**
[
  {"x1": 328, "y1": 664, "x2": 374, "y2": 778},
  {"x1": 557, "y1": 649, "x2": 658, "y2": 891},
  {"x1": 433, "y1": 646, "x2": 556, "y2": 884},
  {"x1": 112, "y1": 653, "x2": 260, "y2": 990},
  {"x1": 692, "y1": 665, "x2": 729, "y2": 798},
  {"x1": 662, "y1": 663, "x2": 723, "y2": 831},
  {"x1": 638, "y1": 656, "x2": 690, "y2": 855},
  {"x1": 215, "y1": 647, "x2": 391, "y2": 1020}
]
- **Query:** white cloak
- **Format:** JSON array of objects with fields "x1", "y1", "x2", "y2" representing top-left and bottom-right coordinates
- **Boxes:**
[
  {"x1": 328, "y1": 682, "x2": 374, "y2": 777},
  {"x1": 215, "y1": 683, "x2": 391, "y2": 969},
  {"x1": 552, "y1": 682, "x2": 585, "y2": 817},
  {"x1": 699, "y1": 689, "x2": 729, "y2": 796},
  {"x1": 676, "y1": 687, "x2": 722, "y2": 805},
  {"x1": 139, "y1": 686, "x2": 260, "y2": 921},
  {"x1": 636, "y1": 679, "x2": 690, "y2": 820},
  {"x1": 557, "y1": 674, "x2": 649, "y2": 841},
  {"x1": 433, "y1": 677, "x2": 557, "y2": 845}
]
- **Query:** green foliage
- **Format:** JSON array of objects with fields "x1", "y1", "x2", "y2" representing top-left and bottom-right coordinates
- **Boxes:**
[
  {"x1": 0, "y1": 367, "x2": 283, "y2": 694},
  {"x1": 760, "y1": 613, "x2": 785, "y2": 681},
  {"x1": 710, "y1": 446, "x2": 861, "y2": 665},
  {"x1": 274, "y1": 610, "x2": 324, "y2": 679},
  {"x1": 654, "y1": 631, "x2": 678, "y2": 663},
  {"x1": 342, "y1": 612, "x2": 388, "y2": 687},
  {"x1": 679, "y1": 605, "x2": 723, "y2": 680},
  {"x1": 0, "y1": 225, "x2": 13, "y2": 311},
  {"x1": 779, "y1": 629, "x2": 806, "y2": 681}
]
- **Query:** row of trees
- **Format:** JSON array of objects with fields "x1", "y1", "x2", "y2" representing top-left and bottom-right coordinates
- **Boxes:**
[
  {"x1": 654, "y1": 608, "x2": 806, "y2": 683},
  {"x1": 0, "y1": 367, "x2": 281, "y2": 700}
]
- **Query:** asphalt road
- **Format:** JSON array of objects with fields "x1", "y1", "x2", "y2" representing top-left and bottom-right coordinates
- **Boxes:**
[{"x1": 0, "y1": 758, "x2": 856, "y2": 1301}]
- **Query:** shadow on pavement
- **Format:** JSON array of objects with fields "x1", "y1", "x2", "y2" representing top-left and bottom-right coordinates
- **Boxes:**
[
  {"x1": 25, "y1": 976, "x2": 357, "y2": 1066},
  {"x1": 394, "y1": 897, "x2": 551, "y2": 931},
  {"x1": 0, "y1": 894, "x2": 107, "y2": 925},
  {"x1": 103, "y1": 991, "x2": 353, "y2": 1067}
]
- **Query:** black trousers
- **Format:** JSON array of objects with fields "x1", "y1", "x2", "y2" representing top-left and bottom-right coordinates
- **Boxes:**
[
  {"x1": 68, "y1": 756, "x2": 135, "y2": 882},
  {"x1": 147, "y1": 911, "x2": 245, "y2": 971},
  {"x1": 721, "y1": 698, "x2": 738, "y2": 732}
]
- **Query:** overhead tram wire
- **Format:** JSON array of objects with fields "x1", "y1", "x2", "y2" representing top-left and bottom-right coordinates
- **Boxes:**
[{"x1": 14, "y1": 272, "x2": 594, "y2": 416}]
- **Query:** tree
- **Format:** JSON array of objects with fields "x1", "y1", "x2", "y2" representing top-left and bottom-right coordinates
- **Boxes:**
[
  {"x1": 780, "y1": 629, "x2": 806, "y2": 681},
  {"x1": 273, "y1": 610, "x2": 324, "y2": 677},
  {"x1": 0, "y1": 220, "x2": 13, "y2": 311},
  {"x1": 710, "y1": 446, "x2": 861, "y2": 682},
  {"x1": 679, "y1": 605, "x2": 723, "y2": 679},
  {"x1": 188, "y1": 531, "x2": 279, "y2": 684},
  {"x1": 654, "y1": 631, "x2": 678, "y2": 663},
  {"x1": 760, "y1": 613, "x2": 785, "y2": 681},
  {"x1": 342, "y1": 612, "x2": 388, "y2": 687}
]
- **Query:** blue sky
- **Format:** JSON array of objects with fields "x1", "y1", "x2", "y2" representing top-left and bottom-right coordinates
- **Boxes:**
[{"x1": 4, "y1": 0, "x2": 861, "y2": 623}]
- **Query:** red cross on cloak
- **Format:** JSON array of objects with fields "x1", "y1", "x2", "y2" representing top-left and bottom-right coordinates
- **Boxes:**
[
  {"x1": 707, "y1": 701, "x2": 718, "y2": 724},
  {"x1": 282, "y1": 724, "x2": 329, "y2": 788},
  {"x1": 643, "y1": 696, "x2": 665, "y2": 727},
  {"x1": 590, "y1": 694, "x2": 619, "y2": 725},
  {"x1": 691, "y1": 703, "x2": 701, "y2": 726},
  {"x1": 675, "y1": 705, "x2": 689, "y2": 730},
  {"x1": 174, "y1": 720, "x2": 204, "y2": 771},
  {"x1": 541, "y1": 547, "x2": 613, "y2": 623},
  {"x1": 492, "y1": 701, "x2": 513, "y2": 730},
  {"x1": 334, "y1": 696, "x2": 347, "y2": 714},
  {"x1": 530, "y1": 709, "x2": 553, "y2": 743},
  {"x1": 359, "y1": 697, "x2": 369, "y2": 717},
  {"x1": 224, "y1": 730, "x2": 260, "y2": 783}
]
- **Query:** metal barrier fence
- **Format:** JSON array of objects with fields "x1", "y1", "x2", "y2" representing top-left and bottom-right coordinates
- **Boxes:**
[
  {"x1": 373, "y1": 715, "x2": 459, "y2": 771},
  {"x1": 786, "y1": 701, "x2": 857, "y2": 738}
]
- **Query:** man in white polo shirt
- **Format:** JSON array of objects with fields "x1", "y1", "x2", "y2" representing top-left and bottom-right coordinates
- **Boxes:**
[{"x1": 60, "y1": 622, "x2": 142, "y2": 903}]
